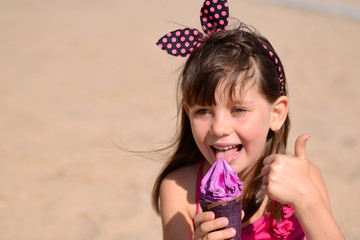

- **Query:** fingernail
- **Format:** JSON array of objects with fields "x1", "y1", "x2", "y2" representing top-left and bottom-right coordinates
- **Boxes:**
[
  {"x1": 227, "y1": 228, "x2": 235, "y2": 235},
  {"x1": 221, "y1": 218, "x2": 228, "y2": 225}
]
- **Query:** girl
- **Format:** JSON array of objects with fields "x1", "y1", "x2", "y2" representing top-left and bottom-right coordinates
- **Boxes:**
[{"x1": 153, "y1": 0, "x2": 345, "y2": 239}]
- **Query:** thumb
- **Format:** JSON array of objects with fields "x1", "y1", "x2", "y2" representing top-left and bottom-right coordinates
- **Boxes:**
[{"x1": 294, "y1": 133, "x2": 310, "y2": 159}]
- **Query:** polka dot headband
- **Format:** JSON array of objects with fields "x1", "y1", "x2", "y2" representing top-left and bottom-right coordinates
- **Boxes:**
[
  {"x1": 263, "y1": 44, "x2": 285, "y2": 94},
  {"x1": 156, "y1": 0, "x2": 285, "y2": 95}
]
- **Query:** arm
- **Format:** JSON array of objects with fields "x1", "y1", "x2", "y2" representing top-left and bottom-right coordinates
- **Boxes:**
[
  {"x1": 293, "y1": 163, "x2": 345, "y2": 240},
  {"x1": 159, "y1": 170, "x2": 195, "y2": 240},
  {"x1": 261, "y1": 134, "x2": 345, "y2": 240}
]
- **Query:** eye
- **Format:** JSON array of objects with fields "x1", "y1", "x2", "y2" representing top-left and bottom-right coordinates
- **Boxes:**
[
  {"x1": 232, "y1": 107, "x2": 246, "y2": 114},
  {"x1": 195, "y1": 108, "x2": 211, "y2": 115}
]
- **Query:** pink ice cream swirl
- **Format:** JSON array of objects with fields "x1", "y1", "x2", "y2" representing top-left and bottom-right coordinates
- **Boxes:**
[{"x1": 200, "y1": 158, "x2": 243, "y2": 202}]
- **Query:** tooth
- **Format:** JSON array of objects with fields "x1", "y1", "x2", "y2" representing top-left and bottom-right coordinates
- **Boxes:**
[{"x1": 213, "y1": 145, "x2": 237, "y2": 151}]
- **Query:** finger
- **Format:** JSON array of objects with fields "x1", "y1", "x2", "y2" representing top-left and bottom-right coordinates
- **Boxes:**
[
  {"x1": 263, "y1": 154, "x2": 275, "y2": 166},
  {"x1": 206, "y1": 227, "x2": 236, "y2": 240},
  {"x1": 294, "y1": 133, "x2": 310, "y2": 159},
  {"x1": 196, "y1": 217, "x2": 229, "y2": 237},
  {"x1": 260, "y1": 182, "x2": 268, "y2": 195},
  {"x1": 261, "y1": 164, "x2": 271, "y2": 177},
  {"x1": 262, "y1": 175, "x2": 269, "y2": 185},
  {"x1": 194, "y1": 211, "x2": 214, "y2": 228}
]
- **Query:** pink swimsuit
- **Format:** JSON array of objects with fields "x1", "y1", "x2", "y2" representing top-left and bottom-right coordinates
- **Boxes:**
[{"x1": 195, "y1": 161, "x2": 305, "y2": 240}]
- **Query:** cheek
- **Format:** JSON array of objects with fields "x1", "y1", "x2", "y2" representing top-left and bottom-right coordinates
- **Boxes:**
[
  {"x1": 242, "y1": 115, "x2": 270, "y2": 138},
  {"x1": 239, "y1": 113, "x2": 270, "y2": 149},
  {"x1": 190, "y1": 119, "x2": 208, "y2": 144}
]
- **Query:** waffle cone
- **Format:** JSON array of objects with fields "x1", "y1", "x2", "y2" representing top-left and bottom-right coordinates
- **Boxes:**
[{"x1": 200, "y1": 195, "x2": 242, "y2": 240}]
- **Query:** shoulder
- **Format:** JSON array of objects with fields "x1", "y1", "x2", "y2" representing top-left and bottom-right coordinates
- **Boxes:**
[
  {"x1": 159, "y1": 162, "x2": 201, "y2": 239},
  {"x1": 308, "y1": 161, "x2": 331, "y2": 209},
  {"x1": 160, "y1": 162, "x2": 200, "y2": 207},
  {"x1": 162, "y1": 162, "x2": 199, "y2": 188},
  {"x1": 160, "y1": 162, "x2": 200, "y2": 202}
]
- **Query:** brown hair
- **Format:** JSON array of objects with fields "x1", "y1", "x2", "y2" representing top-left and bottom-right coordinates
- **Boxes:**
[{"x1": 152, "y1": 22, "x2": 290, "y2": 222}]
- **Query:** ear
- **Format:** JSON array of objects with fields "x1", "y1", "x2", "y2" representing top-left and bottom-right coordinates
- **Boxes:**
[
  {"x1": 270, "y1": 96, "x2": 289, "y2": 132},
  {"x1": 183, "y1": 103, "x2": 190, "y2": 117}
]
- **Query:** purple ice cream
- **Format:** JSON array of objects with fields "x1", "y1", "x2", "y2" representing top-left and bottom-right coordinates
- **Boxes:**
[{"x1": 200, "y1": 158, "x2": 243, "y2": 202}]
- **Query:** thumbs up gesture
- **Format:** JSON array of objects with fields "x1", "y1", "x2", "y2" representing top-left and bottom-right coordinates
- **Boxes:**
[
  {"x1": 261, "y1": 134, "x2": 346, "y2": 239},
  {"x1": 261, "y1": 134, "x2": 316, "y2": 207}
]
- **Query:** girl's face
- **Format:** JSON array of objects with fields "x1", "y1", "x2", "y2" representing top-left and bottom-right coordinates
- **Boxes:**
[{"x1": 186, "y1": 80, "x2": 279, "y2": 176}]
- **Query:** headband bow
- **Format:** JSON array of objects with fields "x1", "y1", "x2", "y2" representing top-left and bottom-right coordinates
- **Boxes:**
[{"x1": 156, "y1": 0, "x2": 229, "y2": 57}]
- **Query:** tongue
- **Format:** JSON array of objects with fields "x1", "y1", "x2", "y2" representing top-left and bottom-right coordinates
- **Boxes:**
[{"x1": 215, "y1": 147, "x2": 238, "y2": 163}]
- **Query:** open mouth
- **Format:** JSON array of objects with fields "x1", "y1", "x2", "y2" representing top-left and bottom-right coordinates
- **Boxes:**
[{"x1": 210, "y1": 144, "x2": 243, "y2": 163}]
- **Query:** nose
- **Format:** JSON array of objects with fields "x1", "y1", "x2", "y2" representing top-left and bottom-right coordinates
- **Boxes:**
[{"x1": 210, "y1": 114, "x2": 232, "y2": 137}]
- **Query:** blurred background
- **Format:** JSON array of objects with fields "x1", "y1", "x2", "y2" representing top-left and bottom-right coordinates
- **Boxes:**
[{"x1": 0, "y1": 0, "x2": 359, "y2": 239}]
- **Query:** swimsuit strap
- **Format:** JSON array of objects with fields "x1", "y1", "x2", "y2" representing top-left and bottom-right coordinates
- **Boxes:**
[{"x1": 195, "y1": 160, "x2": 205, "y2": 215}]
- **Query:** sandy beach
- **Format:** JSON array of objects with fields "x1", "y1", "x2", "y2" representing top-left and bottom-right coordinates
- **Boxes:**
[{"x1": 0, "y1": 0, "x2": 359, "y2": 239}]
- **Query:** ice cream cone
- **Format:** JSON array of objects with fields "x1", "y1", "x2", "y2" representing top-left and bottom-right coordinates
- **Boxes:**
[{"x1": 200, "y1": 195, "x2": 243, "y2": 240}]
